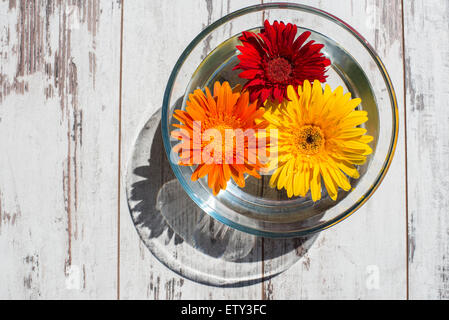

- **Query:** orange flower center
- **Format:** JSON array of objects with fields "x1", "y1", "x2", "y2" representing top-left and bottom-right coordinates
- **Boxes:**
[
  {"x1": 266, "y1": 57, "x2": 293, "y2": 83},
  {"x1": 202, "y1": 116, "x2": 243, "y2": 162},
  {"x1": 295, "y1": 125, "x2": 325, "y2": 155}
]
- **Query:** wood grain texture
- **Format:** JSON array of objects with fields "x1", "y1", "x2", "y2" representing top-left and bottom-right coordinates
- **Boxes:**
[
  {"x1": 0, "y1": 0, "x2": 121, "y2": 299},
  {"x1": 120, "y1": 0, "x2": 407, "y2": 300},
  {"x1": 3, "y1": 0, "x2": 446, "y2": 300},
  {"x1": 404, "y1": 0, "x2": 449, "y2": 299},
  {"x1": 260, "y1": 0, "x2": 407, "y2": 300},
  {"x1": 120, "y1": 0, "x2": 265, "y2": 300}
]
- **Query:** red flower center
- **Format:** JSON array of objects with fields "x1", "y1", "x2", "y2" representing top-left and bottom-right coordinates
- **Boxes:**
[{"x1": 265, "y1": 57, "x2": 293, "y2": 83}]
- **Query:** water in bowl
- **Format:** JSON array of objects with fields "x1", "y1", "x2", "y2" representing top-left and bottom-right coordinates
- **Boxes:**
[{"x1": 175, "y1": 27, "x2": 379, "y2": 224}]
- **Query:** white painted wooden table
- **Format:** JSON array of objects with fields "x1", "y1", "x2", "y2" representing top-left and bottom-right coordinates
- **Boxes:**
[{"x1": 0, "y1": 0, "x2": 447, "y2": 300}]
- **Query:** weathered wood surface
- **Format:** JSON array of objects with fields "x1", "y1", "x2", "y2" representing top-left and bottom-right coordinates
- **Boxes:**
[
  {"x1": 120, "y1": 0, "x2": 264, "y2": 300},
  {"x1": 0, "y1": 0, "x2": 121, "y2": 299},
  {"x1": 120, "y1": 0, "x2": 407, "y2": 299},
  {"x1": 0, "y1": 0, "x2": 447, "y2": 300},
  {"x1": 259, "y1": 0, "x2": 407, "y2": 299},
  {"x1": 404, "y1": 0, "x2": 449, "y2": 299}
]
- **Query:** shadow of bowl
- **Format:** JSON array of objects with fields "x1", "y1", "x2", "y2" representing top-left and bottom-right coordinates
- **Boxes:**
[{"x1": 126, "y1": 107, "x2": 319, "y2": 287}]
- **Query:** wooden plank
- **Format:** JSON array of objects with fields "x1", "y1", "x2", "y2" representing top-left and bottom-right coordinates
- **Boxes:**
[
  {"x1": 260, "y1": 0, "x2": 407, "y2": 299},
  {"x1": 120, "y1": 0, "x2": 265, "y2": 300},
  {"x1": 404, "y1": 0, "x2": 449, "y2": 299},
  {"x1": 121, "y1": 0, "x2": 408, "y2": 299},
  {"x1": 0, "y1": 0, "x2": 121, "y2": 299}
]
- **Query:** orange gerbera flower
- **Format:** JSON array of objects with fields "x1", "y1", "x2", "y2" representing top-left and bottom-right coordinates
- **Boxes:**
[{"x1": 171, "y1": 81, "x2": 268, "y2": 195}]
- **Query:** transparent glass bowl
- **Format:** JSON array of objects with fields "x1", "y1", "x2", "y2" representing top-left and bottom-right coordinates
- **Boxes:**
[{"x1": 162, "y1": 3, "x2": 398, "y2": 238}]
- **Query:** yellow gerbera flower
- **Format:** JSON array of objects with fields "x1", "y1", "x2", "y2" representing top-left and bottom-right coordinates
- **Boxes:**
[{"x1": 264, "y1": 80, "x2": 373, "y2": 201}]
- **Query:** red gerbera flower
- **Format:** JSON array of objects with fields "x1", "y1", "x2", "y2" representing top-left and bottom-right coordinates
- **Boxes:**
[{"x1": 233, "y1": 20, "x2": 331, "y2": 104}]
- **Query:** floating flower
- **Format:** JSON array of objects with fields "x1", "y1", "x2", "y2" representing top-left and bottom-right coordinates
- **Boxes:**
[
  {"x1": 264, "y1": 80, "x2": 373, "y2": 201},
  {"x1": 233, "y1": 20, "x2": 331, "y2": 105},
  {"x1": 171, "y1": 81, "x2": 268, "y2": 195}
]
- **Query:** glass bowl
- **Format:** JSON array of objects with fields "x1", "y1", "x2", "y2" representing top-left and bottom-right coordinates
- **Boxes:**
[{"x1": 161, "y1": 3, "x2": 398, "y2": 238}]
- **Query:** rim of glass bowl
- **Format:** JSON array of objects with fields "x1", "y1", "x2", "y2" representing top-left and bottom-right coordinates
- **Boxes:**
[{"x1": 161, "y1": 3, "x2": 399, "y2": 238}]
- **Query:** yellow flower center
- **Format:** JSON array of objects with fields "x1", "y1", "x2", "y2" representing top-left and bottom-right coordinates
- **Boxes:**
[{"x1": 295, "y1": 125, "x2": 325, "y2": 155}]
